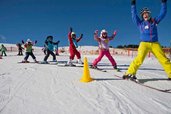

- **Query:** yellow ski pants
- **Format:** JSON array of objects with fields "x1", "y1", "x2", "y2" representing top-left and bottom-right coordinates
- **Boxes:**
[{"x1": 126, "y1": 42, "x2": 171, "y2": 78}]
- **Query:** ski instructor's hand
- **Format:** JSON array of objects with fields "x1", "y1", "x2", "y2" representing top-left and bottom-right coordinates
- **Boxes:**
[{"x1": 131, "y1": 0, "x2": 136, "y2": 5}]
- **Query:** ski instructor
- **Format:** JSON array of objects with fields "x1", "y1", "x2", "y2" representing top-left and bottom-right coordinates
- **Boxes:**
[{"x1": 123, "y1": 0, "x2": 171, "y2": 80}]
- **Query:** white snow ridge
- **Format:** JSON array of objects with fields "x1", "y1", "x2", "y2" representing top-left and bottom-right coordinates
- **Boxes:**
[{"x1": 0, "y1": 44, "x2": 171, "y2": 114}]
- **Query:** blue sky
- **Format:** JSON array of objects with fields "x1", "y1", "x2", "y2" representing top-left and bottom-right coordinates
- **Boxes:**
[{"x1": 0, "y1": 0, "x2": 171, "y2": 47}]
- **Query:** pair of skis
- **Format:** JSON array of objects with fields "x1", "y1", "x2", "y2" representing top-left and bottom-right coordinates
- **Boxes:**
[
  {"x1": 62, "y1": 64, "x2": 171, "y2": 93},
  {"x1": 58, "y1": 64, "x2": 108, "y2": 72},
  {"x1": 18, "y1": 61, "x2": 66, "y2": 65},
  {"x1": 113, "y1": 74, "x2": 171, "y2": 93},
  {"x1": 18, "y1": 60, "x2": 117, "y2": 72}
]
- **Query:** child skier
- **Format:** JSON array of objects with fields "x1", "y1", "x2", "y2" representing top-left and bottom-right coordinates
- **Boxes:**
[
  {"x1": 42, "y1": 36, "x2": 59, "y2": 63},
  {"x1": 67, "y1": 27, "x2": 83, "y2": 66},
  {"x1": 92, "y1": 29, "x2": 118, "y2": 70},
  {"x1": 16, "y1": 43, "x2": 24, "y2": 56},
  {"x1": 123, "y1": 0, "x2": 171, "y2": 80},
  {"x1": 22, "y1": 39, "x2": 38, "y2": 63},
  {"x1": 0, "y1": 44, "x2": 7, "y2": 56}
]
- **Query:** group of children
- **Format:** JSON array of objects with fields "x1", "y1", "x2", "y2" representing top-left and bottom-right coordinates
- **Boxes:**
[
  {"x1": 19, "y1": 27, "x2": 117, "y2": 68},
  {"x1": 1, "y1": 0, "x2": 171, "y2": 81}
]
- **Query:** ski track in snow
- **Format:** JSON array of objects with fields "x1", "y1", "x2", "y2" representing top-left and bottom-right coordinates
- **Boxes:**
[{"x1": 0, "y1": 50, "x2": 171, "y2": 114}]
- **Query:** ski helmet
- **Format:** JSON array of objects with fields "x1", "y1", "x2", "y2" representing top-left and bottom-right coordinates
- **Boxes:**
[
  {"x1": 140, "y1": 7, "x2": 151, "y2": 18},
  {"x1": 100, "y1": 29, "x2": 108, "y2": 38},
  {"x1": 27, "y1": 39, "x2": 32, "y2": 43},
  {"x1": 71, "y1": 32, "x2": 76, "y2": 36},
  {"x1": 46, "y1": 36, "x2": 53, "y2": 41},
  {"x1": 47, "y1": 36, "x2": 53, "y2": 39},
  {"x1": 71, "y1": 32, "x2": 76, "y2": 38}
]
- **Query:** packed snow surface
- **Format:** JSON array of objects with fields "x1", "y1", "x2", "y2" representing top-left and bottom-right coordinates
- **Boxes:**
[{"x1": 0, "y1": 45, "x2": 171, "y2": 114}]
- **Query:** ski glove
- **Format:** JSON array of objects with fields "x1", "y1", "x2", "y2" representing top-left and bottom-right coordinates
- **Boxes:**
[
  {"x1": 162, "y1": 0, "x2": 167, "y2": 3},
  {"x1": 70, "y1": 27, "x2": 73, "y2": 32},
  {"x1": 80, "y1": 34, "x2": 83, "y2": 38},
  {"x1": 22, "y1": 40, "x2": 24, "y2": 44},
  {"x1": 131, "y1": 0, "x2": 136, "y2": 5},
  {"x1": 113, "y1": 31, "x2": 117, "y2": 36}
]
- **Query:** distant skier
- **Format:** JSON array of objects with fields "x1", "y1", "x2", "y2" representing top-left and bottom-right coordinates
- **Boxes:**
[
  {"x1": 123, "y1": 0, "x2": 171, "y2": 80},
  {"x1": 42, "y1": 36, "x2": 59, "y2": 63},
  {"x1": 92, "y1": 29, "x2": 118, "y2": 70},
  {"x1": 0, "y1": 44, "x2": 7, "y2": 56},
  {"x1": 16, "y1": 43, "x2": 24, "y2": 56},
  {"x1": 54, "y1": 40, "x2": 60, "y2": 56},
  {"x1": 22, "y1": 39, "x2": 38, "y2": 63},
  {"x1": 67, "y1": 27, "x2": 83, "y2": 66}
]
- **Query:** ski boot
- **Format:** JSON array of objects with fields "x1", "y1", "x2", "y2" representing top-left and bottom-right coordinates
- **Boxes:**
[
  {"x1": 68, "y1": 62, "x2": 76, "y2": 67},
  {"x1": 123, "y1": 74, "x2": 138, "y2": 82},
  {"x1": 66, "y1": 59, "x2": 76, "y2": 66},
  {"x1": 40, "y1": 61, "x2": 48, "y2": 64},
  {"x1": 52, "y1": 60, "x2": 57, "y2": 62},
  {"x1": 51, "y1": 60, "x2": 58, "y2": 64},
  {"x1": 113, "y1": 66, "x2": 120, "y2": 72},
  {"x1": 22, "y1": 60, "x2": 30, "y2": 63},
  {"x1": 77, "y1": 59, "x2": 84, "y2": 65},
  {"x1": 34, "y1": 59, "x2": 39, "y2": 63},
  {"x1": 91, "y1": 65, "x2": 98, "y2": 69}
]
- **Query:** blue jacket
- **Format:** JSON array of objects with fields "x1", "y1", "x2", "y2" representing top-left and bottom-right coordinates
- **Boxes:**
[
  {"x1": 131, "y1": 3, "x2": 167, "y2": 42},
  {"x1": 45, "y1": 41, "x2": 54, "y2": 51},
  {"x1": 45, "y1": 40, "x2": 60, "y2": 52}
]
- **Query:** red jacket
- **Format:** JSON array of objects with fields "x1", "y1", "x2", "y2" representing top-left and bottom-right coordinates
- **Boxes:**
[{"x1": 68, "y1": 32, "x2": 82, "y2": 50}]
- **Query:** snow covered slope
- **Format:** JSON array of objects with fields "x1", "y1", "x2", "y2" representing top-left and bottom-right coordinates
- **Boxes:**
[{"x1": 0, "y1": 46, "x2": 171, "y2": 114}]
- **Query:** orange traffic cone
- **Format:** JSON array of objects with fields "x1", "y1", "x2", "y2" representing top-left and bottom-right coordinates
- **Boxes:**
[{"x1": 80, "y1": 57, "x2": 93, "y2": 83}]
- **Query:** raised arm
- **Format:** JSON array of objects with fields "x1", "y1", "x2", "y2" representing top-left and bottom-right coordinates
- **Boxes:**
[
  {"x1": 109, "y1": 30, "x2": 117, "y2": 41},
  {"x1": 32, "y1": 40, "x2": 37, "y2": 46},
  {"x1": 131, "y1": 0, "x2": 141, "y2": 26},
  {"x1": 76, "y1": 34, "x2": 83, "y2": 42},
  {"x1": 57, "y1": 40, "x2": 60, "y2": 44},
  {"x1": 94, "y1": 30, "x2": 100, "y2": 42},
  {"x1": 154, "y1": 0, "x2": 167, "y2": 24},
  {"x1": 53, "y1": 40, "x2": 60, "y2": 45},
  {"x1": 31, "y1": 40, "x2": 37, "y2": 46},
  {"x1": 68, "y1": 27, "x2": 73, "y2": 43}
]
